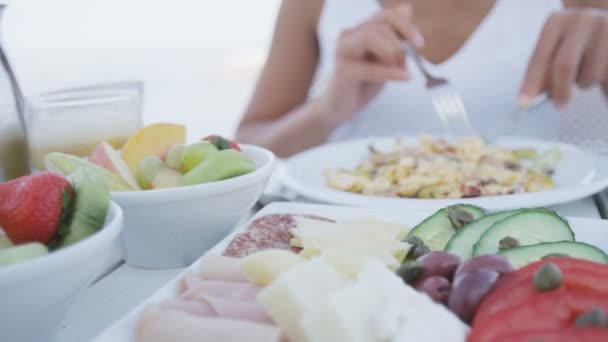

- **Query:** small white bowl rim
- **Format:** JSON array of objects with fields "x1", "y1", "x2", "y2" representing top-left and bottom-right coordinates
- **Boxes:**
[
  {"x1": 0, "y1": 202, "x2": 123, "y2": 284},
  {"x1": 111, "y1": 144, "x2": 276, "y2": 204}
]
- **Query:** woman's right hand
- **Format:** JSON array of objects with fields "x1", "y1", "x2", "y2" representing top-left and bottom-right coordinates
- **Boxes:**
[{"x1": 316, "y1": 3, "x2": 425, "y2": 127}]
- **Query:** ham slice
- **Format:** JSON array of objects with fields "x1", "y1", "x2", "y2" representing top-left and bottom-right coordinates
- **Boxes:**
[
  {"x1": 136, "y1": 306, "x2": 283, "y2": 342},
  {"x1": 198, "y1": 255, "x2": 248, "y2": 282},
  {"x1": 181, "y1": 279, "x2": 261, "y2": 301},
  {"x1": 172, "y1": 292, "x2": 272, "y2": 324},
  {"x1": 178, "y1": 255, "x2": 249, "y2": 295}
]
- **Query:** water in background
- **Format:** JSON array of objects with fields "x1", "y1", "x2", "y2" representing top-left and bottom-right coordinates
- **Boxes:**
[{"x1": 3, "y1": 0, "x2": 280, "y2": 140}]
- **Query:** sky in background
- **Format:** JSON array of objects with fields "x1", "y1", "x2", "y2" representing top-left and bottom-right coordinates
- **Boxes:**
[{"x1": 2, "y1": 0, "x2": 281, "y2": 139}]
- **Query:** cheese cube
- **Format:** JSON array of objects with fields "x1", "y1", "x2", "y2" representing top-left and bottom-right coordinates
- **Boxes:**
[
  {"x1": 257, "y1": 258, "x2": 347, "y2": 342},
  {"x1": 241, "y1": 249, "x2": 306, "y2": 286},
  {"x1": 300, "y1": 280, "x2": 381, "y2": 342}
]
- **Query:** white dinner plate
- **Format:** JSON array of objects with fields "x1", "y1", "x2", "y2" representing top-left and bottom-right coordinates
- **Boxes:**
[
  {"x1": 279, "y1": 136, "x2": 608, "y2": 211},
  {"x1": 93, "y1": 202, "x2": 608, "y2": 342}
]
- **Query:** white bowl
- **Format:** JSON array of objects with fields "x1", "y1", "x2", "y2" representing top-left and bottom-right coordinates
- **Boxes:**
[
  {"x1": 111, "y1": 144, "x2": 276, "y2": 269},
  {"x1": 0, "y1": 202, "x2": 123, "y2": 342}
]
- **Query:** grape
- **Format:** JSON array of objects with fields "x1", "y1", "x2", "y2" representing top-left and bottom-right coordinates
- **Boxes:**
[
  {"x1": 181, "y1": 142, "x2": 218, "y2": 172},
  {"x1": 136, "y1": 156, "x2": 162, "y2": 189},
  {"x1": 448, "y1": 270, "x2": 499, "y2": 323},
  {"x1": 165, "y1": 144, "x2": 186, "y2": 171},
  {"x1": 417, "y1": 251, "x2": 461, "y2": 281},
  {"x1": 454, "y1": 254, "x2": 512, "y2": 278},
  {"x1": 415, "y1": 276, "x2": 451, "y2": 304}
]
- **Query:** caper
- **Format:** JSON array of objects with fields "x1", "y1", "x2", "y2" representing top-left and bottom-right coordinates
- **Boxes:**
[
  {"x1": 447, "y1": 206, "x2": 474, "y2": 229},
  {"x1": 533, "y1": 262, "x2": 562, "y2": 292},
  {"x1": 403, "y1": 235, "x2": 424, "y2": 247},
  {"x1": 498, "y1": 236, "x2": 520, "y2": 251},
  {"x1": 395, "y1": 261, "x2": 423, "y2": 285},
  {"x1": 411, "y1": 244, "x2": 430, "y2": 260},
  {"x1": 541, "y1": 253, "x2": 570, "y2": 260},
  {"x1": 575, "y1": 307, "x2": 608, "y2": 327}
]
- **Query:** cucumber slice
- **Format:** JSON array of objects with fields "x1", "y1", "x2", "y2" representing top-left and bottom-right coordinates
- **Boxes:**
[
  {"x1": 445, "y1": 210, "x2": 522, "y2": 259},
  {"x1": 500, "y1": 241, "x2": 608, "y2": 268},
  {"x1": 473, "y1": 209, "x2": 574, "y2": 256},
  {"x1": 407, "y1": 204, "x2": 485, "y2": 251}
]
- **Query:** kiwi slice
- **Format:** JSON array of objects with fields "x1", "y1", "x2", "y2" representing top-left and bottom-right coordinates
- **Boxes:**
[{"x1": 58, "y1": 168, "x2": 110, "y2": 248}]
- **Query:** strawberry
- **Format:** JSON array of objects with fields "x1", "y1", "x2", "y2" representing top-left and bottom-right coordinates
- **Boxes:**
[
  {"x1": 0, "y1": 173, "x2": 73, "y2": 245},
  {"x1": 203, "y1": 135, "x2": 242, "y2": 151}
]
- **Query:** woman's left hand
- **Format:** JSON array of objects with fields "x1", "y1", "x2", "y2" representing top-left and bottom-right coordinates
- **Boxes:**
[{"x1": 520, "y1": 9, "x2": 608, "y2": 110}]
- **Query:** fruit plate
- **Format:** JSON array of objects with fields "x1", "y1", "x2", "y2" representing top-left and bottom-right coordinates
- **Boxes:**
[
  {"x1": 92, "y1": 202, "x2": 608, "y2": 342},
  {"x1": 279, "y1": 136, "x2": 608, "y2": 211}
]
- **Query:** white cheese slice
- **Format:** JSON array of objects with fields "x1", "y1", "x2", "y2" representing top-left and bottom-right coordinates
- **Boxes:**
[
  {"x1": 342, "y1": 216, "x2": 410, "y2": 239},
  {"x1": 300, "y1": 280, "x2": 382, "y2": 342},
  {"x1": 358, "y1": 260, "x2": 470, "y2": 342},
  {"x1": 257, "y1": 258, "x2": 348, "y2": 342}
]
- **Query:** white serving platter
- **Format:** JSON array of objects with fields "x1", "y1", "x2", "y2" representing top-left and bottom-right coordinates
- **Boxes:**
[
  {"x1": 93, "y1": 202, "x2": 608, "y2": 341},
  {"x1": 279, "y1": 136, "x2": 608, "y2": 211}
]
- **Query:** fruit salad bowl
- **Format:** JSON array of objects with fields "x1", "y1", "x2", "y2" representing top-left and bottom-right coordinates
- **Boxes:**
[
  {"x1": 0, "y1": 202, "x2": 123, "y2": 342},
  {"x1": 111, "y1": 144, "x2": 276, "y2": 268}
]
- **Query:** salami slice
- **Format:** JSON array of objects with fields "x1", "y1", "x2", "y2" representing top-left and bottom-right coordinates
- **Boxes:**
[{"x1": 222, "y1": 214, "x2": 333, "y2": 258}]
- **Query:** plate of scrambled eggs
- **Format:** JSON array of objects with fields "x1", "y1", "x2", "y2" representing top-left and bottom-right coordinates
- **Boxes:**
[{"x1": 279, "y1": 135, "x2": 608, "y2": 211}]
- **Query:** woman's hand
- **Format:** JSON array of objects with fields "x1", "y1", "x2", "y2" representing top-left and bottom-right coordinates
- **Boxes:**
[
  {"x1": 316, "y1": 3, "x2": 425, "y2": 126},
  {"x1": 520, "y1": 9, "x2": 608, "y2": 110}
]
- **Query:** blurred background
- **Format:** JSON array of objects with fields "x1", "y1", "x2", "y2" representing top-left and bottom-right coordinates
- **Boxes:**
[{"x1": 3, "y1": 0, "x2": 280, "y2": 141}]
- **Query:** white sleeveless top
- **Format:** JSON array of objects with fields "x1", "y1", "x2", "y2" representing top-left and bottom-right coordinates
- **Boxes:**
[{"x1": 313, "y1": 0, "x2": 608, "y2": 154}]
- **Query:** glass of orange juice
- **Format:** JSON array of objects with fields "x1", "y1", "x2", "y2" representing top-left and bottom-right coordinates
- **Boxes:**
[{"x1": 26, "y1": 82, "x2": 143, "y2": 170}]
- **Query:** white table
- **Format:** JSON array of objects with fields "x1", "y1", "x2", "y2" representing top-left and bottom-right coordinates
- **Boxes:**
[{"x1": 55, "y1": 195, "x2": 603, "y2": 342}]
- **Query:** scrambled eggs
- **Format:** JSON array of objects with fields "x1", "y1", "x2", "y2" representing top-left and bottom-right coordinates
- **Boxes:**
[{"x1": 325, "y1": 135, "x2": 558, "y2": 199}]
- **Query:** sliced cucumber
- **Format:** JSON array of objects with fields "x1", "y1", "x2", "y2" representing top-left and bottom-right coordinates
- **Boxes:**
[
  {"x1": 500, "y1": 241, "x2": 608, "y2": 268},
  {"x1": 445, "y1": 210, "x2": 522, "y2": 259},
  {"x1": 473, "y1": 209, "x2": 574, "y2": 256},
  {"x1": 407, "y1": 204, "x2": 485, "y2": 251}
]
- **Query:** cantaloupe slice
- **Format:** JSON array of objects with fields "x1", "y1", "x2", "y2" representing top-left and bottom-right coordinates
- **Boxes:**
[{"x1": 122, "y1": 123, "x2": 186, "y2": 172}]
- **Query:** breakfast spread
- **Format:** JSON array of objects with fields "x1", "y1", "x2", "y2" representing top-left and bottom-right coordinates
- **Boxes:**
[
  {"x1": 0, "y1": 170, "x2": 110, "y2": 266},
  {"x1": 325, "y1": 135, "x2": 560, "y2": 199},
  {"x1": 132, "y1": 204, "x2": 608, "y2": 342},
  {"x1": 43, "y1": 123, "x2": 256, "y2": 191},
  {"x1": 5, "y1": 128, "x2": 608, "y2": 341}
]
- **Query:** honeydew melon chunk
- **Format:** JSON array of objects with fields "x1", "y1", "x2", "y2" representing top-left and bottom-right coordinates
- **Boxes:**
[
  {"x1": 257, "y1": 258, "x2": 348, "y2": 342},
  {"x1": 0, "y1": 243, "x2": 48, "y2": 266},
  {"x1": 241, "y1": 249, "x2": 306, "y2": 286},
  {"x1": 45, "y1": 152, "x2": 134, "y2": 191},
  {"x1": 301, "y1": 278, "x2": 381, "y2": 342}
]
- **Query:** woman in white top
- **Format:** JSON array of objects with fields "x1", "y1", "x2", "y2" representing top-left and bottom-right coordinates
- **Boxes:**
[{"x1": 236, "y1": 0, "x2": 608, "y2": 157}]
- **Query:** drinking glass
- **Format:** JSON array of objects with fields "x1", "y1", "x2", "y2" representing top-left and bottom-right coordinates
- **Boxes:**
[{"x1": 25, "y1": 82, "x2": 143, "y2": 170}]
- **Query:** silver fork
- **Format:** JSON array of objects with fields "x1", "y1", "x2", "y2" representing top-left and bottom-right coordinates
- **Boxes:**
[
  {"x1": 374, "y1": 0, "x2": 473, "y2": 136},
  {"x1": 402, "y1": 43, "x2": 474, "y2": 136}
]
